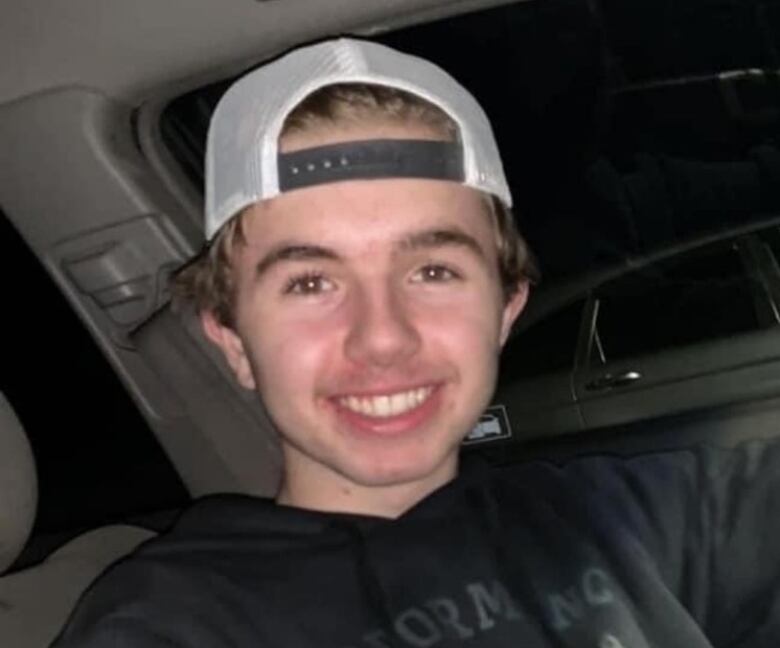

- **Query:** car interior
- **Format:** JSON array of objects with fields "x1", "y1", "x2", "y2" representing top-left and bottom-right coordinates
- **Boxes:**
[{"x1": 3, "y1": 0, "x2": 780, "y2": 645}]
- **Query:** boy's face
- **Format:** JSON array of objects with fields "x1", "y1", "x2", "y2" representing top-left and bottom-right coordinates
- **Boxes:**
[{"x1": 204, "y1": 124, "x2": 527, "y2": 509}]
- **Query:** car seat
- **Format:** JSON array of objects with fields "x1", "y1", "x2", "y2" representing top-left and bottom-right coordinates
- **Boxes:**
[{"x1": 0, "y1": 391, "x2": 155, "y2": 648}]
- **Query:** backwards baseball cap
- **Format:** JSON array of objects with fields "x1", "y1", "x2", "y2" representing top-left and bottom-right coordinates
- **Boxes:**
[{"x1": 205, "y1": 37, "x2": 511, "y2": 239}]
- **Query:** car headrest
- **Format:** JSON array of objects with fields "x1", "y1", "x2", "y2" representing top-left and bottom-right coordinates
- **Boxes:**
[{"x1": 0, "y1": 392, "x2": 37, "y2": 574}]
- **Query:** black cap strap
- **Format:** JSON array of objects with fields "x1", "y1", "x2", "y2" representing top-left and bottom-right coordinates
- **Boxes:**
[{"x1": 277, "y1": 139, "x2": 464, "y2": 192}]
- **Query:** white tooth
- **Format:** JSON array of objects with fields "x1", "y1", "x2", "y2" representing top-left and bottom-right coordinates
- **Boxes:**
[
  {"x1": 340, "y1": 387, "x2": 433, "y2": 417},
  {"x1": 390, "y1": 392, "x2": 407, "y2": 415},
  {"x1": 374, "y1": 395, "x2": 391, "y2": 417}
]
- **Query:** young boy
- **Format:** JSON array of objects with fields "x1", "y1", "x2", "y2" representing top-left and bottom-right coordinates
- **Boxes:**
[{"x1": 54, "y1": 38, "x2": 780, "y2": 648}]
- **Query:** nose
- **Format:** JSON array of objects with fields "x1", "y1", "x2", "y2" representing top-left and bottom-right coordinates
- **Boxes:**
[{"x1": 344, "y1": 282, "x2": 422, "y2": 368}]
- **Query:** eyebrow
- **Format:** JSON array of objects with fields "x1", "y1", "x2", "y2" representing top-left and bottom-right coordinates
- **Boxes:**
[
  {"x1": 254, "y1": 244, "x2": 341, "y2": 279},
  {"x1": 253, "y1": 226, "x2": 487, "y2": 280},
  {"x1": 396, "y1": 227, "x2": 487, "y2": 261}
]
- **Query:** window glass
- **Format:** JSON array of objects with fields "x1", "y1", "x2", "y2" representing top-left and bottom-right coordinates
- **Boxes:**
[
  {"x1": 592, "y1": 240, "x2": 768, "y2": 363},
  {"x1": 758, "y1": 224, "x2": 780, "y2": 267},
  {"x1": 0, "y1": 213, "x2": 190, "y2": 535},
  {"x1": 500, "y1": 300, "x2": 584, "y2": 381}
]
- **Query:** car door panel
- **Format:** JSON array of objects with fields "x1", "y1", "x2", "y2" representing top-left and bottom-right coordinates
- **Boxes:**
[
  {"x1": 574, "y1": 233, "x2": 780, "y2": 429},
  {"x1": 576, "y1": 328, "x2": 780, "y2": 429}
]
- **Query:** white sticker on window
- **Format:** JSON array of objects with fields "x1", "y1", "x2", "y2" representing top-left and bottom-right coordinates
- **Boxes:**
[{"x1": 462, "y1": 405, "x2": 512, "y2": 445}]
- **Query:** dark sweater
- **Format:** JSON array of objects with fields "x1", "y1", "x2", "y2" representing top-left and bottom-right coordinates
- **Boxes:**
[{"x1": 53, "y1": 441, "x2": 780, "y2": 647}]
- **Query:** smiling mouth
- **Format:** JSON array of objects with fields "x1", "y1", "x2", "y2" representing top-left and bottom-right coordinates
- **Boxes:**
[{"x1": 337, "y1": 386, "x2": 434, "y2": 418}]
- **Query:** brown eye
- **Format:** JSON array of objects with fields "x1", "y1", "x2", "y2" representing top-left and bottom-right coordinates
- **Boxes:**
[
  {"x1": 412, "y1": 264, "x2": 460, "y2": 283},
  {"x1": 284, "y1": 273, "x2": 335, "y2": 295}
]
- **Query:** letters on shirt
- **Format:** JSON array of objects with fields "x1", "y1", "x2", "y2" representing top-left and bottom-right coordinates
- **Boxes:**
[{"x1": 343, "y1": 566, "x2": 621, "y2": 648}]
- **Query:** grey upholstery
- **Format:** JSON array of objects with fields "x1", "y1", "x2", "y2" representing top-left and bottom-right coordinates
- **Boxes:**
[
  {"x1": 0, "y1": 524, "x2": 155, "y2": 647},
  {"x1": 0, "y1": 391, "x2": 157, "y2": 647},
  {"x1": 0, "y1": 392, "x2": 37, "y2": 575}
]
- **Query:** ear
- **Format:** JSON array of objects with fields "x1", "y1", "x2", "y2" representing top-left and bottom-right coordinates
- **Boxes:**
[
  {"x1": 499, "y1": 280, "x2": 529, "y2": 347},
  {"x1": 200, "y1": 310, "x2": 257, "y2": 390}
]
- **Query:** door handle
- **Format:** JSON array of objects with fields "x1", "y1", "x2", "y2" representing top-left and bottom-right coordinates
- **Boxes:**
[{"x1": 585, "y1": 370, "x2": 643, "y2": 392}]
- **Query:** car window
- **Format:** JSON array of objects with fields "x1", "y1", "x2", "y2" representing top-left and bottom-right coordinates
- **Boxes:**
[
  {"x1": 501, "y1": 299, "x2": 585, "y2": 381},
  {"x1": 758, "y1": 225, "x2": 780, "y2": 270},
  {"x1": 0, "y1": 213, "x2": 190, "y2": 537},
  {"x1": 590, "y1": 237, "x2": 774, "y2": 365}
]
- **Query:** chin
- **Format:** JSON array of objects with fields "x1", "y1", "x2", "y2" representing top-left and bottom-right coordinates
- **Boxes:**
[{"x1": 339, "y1": 445, "x2": 456, "y2": 489}]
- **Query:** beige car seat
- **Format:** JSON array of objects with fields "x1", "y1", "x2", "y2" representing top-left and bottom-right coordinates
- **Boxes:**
[{"x1": 0, "y1": 391, "x2": 156, "y2": 648}]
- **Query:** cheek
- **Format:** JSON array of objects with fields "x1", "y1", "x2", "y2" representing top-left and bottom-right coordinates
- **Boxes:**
[
  {"x1": 420, "y1": 283, "x2": 505, "y2": 340},
  {"x1": 247, "y1": 312, "x2": 344, "y2": 397},
  {"x1": 417, "y1": 297, "x2": 505, "y2": 368}
]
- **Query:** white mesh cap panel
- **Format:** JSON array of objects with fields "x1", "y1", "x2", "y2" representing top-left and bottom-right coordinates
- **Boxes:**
[{"x1": 205, "y1": 38, "x2": 511, "y2": 239}]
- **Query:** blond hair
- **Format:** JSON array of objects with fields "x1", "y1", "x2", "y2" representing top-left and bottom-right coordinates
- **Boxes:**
[{"x1": 172, "y1": 83, "x2": 537, "y2": 326}]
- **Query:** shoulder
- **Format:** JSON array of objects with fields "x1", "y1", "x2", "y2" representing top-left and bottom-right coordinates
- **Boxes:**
[
  {"x1": 486, "y1": 437, "x2": 780, "y2": 548},
  {"x1": 491, "y1": 436, "x2": 780, "y2": 492},
  {"x1": 53, "y1": 494, "x2": 280, "y2": 646}
]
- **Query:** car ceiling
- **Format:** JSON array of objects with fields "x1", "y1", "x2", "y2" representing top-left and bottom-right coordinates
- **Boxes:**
[{"x1": 0, "y1": 0, "x2": 522, "y2": 106}]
